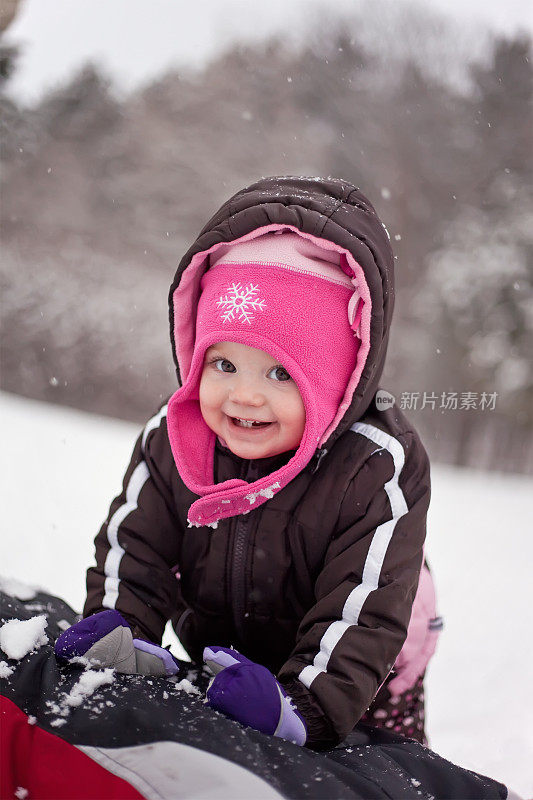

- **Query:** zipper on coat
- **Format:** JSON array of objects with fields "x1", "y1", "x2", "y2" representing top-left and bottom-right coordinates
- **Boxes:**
[{"x1": 230, "y1": 459, "x2": 258, "y2": 642}]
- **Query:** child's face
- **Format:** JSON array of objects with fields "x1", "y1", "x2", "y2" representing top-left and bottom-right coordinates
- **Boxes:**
[{"x1": 199, "y1": 341, "x2": 305, "y2": 460}]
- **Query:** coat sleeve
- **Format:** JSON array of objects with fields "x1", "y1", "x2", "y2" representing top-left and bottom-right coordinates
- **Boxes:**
[
  {"x1": 83, "y1": 404, "x2": 183, "y2": 644},
  {"x1": 277, "y1": 428, "x2": 431, "y2": 750}
]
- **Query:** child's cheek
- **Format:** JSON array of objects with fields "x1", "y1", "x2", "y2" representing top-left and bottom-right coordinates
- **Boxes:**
[{"x1": 198, "y1": 372, "x2": 214, "y2": 414}]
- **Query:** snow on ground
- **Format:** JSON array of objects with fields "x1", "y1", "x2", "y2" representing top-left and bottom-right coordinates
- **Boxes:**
[
  {"x1": 0, "y1": 577, "x2": 38, "y2": 601},
  {"x1": 1, "y1": 391, "x2": 531, "y2": 795},
  {"x1": 424, "y1": 466, "x2": 533, "y2": 796}
]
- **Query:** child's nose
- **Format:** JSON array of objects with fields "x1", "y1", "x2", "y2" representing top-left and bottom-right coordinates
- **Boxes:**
[{"x1": 228, "y1": 382, "x2": 264, "y2": 407}]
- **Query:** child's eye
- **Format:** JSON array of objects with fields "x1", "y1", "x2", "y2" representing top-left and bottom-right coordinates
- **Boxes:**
[
  {"x1": 211, "y1": 358, "x2": 236, "y2": 373},
  {"x1": 268, "y1": 366, "x2": 291, "y2": 382}
]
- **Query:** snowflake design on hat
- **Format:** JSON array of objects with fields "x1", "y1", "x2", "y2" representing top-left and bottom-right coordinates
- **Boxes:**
[{"x1": 216, "y1": 282, "x2": 266, "y2": 324}]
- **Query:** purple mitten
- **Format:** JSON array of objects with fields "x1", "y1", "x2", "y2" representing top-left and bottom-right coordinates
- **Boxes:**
[
  {"x1": 203, "y1": 646, "x2": 307, "y2": 746},
  {"x1": 55, "y1": 609, "x2": 130, "y2": 661},
  {"x1": 55, "y1": 610, "x2": 180, "y2": 677}
]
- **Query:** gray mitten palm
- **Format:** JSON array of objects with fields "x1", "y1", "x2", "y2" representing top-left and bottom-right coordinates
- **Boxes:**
[{"x1": 54, "y1": 610, "x2": 180, "y2": 677}]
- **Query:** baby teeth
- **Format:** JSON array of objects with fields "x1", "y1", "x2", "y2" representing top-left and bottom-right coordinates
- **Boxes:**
[{"x1": 233, "y1": 418, "x2": 266, "y2": 428}]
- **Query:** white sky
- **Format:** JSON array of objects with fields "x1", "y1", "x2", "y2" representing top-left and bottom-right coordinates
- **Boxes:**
[{"x1": 3, "y1": 0, "x2": 533, "y2": 104}]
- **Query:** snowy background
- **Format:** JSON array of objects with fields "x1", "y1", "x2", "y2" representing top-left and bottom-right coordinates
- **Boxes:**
[
  {"x1": 1, "y1": 390, "x2": 532, "y2": 796},
  {"x1": 1, "y1": 0, "x2": 533, "y2": 473},
  {"x1": 1, "y1": 1, "x2": 532, "y2": 796}
]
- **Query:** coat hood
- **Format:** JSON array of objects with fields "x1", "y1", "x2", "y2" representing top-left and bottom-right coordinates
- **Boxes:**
[{"x1": 167, "y1": 176, "x2": 395, "y2": 527}]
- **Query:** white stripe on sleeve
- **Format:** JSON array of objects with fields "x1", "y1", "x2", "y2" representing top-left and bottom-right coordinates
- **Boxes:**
[
  {"x1": 299, "y1": 422, "x2": 408, "y2": 689},
  {"x1": 142, "y1": 404, "x2": 168, "y2": 451},
  {"x1": 102, "y1": 405, "x2": 168, "y2": 609}
]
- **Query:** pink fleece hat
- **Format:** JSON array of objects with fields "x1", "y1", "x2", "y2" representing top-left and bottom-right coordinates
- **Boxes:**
[{"x1": 167, "y1": 232, "x2": 363, "y2": 528}]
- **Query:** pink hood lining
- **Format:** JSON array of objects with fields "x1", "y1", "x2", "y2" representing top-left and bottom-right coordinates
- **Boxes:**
[{"x1": 172, "y1": 223, "x2": 372, "y2": 448}]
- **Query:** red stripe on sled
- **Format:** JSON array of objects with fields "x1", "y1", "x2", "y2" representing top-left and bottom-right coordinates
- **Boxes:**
[{"x1": 1, "y1": 696, "x2": 146, "y2": 800}]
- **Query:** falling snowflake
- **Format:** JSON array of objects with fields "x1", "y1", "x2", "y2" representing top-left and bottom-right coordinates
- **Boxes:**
[{"x1": 216, "y1": 282, "x2": 266, "y2": 324}]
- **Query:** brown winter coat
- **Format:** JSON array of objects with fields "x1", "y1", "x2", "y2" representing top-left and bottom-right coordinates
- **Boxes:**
[{"x1": 84, "y1": 176, "x2": 431, "y2": 749}]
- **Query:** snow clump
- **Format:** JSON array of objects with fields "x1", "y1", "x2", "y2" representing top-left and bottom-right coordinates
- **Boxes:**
[
  {"x1": 0, "y1": 616, "x2": 48, "y2": 659},
  {"x1": 0, "y1": 660, "x2": 15, "y2": 678},
  {"x1": 64, "y1": 668, "x2": 115, "y2": 709},
  {"x1": 169, "y1": 676, "x2": 201, "y2": 696},
  {"x1": 47, "y1": 668, "x2": 115, "y2": 726},
  {"x1": 245, "y1": 481, "x2": 280, "y2": 505}
]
